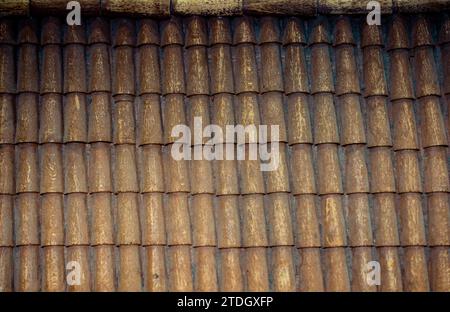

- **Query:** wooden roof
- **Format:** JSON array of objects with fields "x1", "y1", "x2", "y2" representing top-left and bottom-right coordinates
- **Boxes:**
[{"x1": 0, "y1": 14, "x2": 449, "y2": 291}]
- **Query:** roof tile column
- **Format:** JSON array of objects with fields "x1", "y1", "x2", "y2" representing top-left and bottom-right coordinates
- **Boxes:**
[
  {"x1": 137, "y1": 18, "x2": 167, "y2": 292},
  {"x1": 87, "y1": 17, "x2": 116, "y2": 292},
  {"x1": 334, "y1": 17, "x2": 375, "y2": 292},
  {"x1": 233, "y1": 16, "x2": 269, "y2": 291},
  {"x1": 160, "y1": 17, "x2": 193, "y2": 291},
  {"x1": 361, "y1": 21, "x2": 403, "y2": 292},
  {"x1": 40, "y1": 17, "x2": 65, "y2": 292},
  {"x1": 283, "y1": 17, "x2": 324, "y2": 292},
  {"x1": 63, "y1": 22, "x2": 91, "y2": 292},
  {"x1": 208, "y1": 17, "x2": 244, "y2": 292},
  {"x1": 412, "y1": 16, "x2": 449, "y2": 292},
  {"x1": 0, "y1": 18, "x2": 15, "y2": 292},
  {"x1": 15, "y1": 19, "x2": 40, "y2": 292},
  {"x1": 388, "y1": 16, "x2": 429, "y2": 292},
  {"x1": 310, "y1": 18, "x2": 350, "y2": 291},
  {"x1": 259, "y1": 16, "x2": 295, "y2": 292},
  {"x1": 184, "y1": 16, "x2": 218, "y2": 291}
]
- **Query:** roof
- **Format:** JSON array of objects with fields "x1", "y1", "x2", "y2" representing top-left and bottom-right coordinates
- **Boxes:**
[{"x1": 0, "y1": 13, "x2": 449, "y2": 291}]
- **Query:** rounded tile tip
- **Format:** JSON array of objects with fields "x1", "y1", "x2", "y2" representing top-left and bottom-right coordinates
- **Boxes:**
[
  {"x1": 283, "y1": 17, "x2": 306, "y2": 45},
  {"x1": 233, "y1": 16, "x2": 256, "y2": 45},
  {"x1": 259, "y1": 16, "x2": 280, "y2": 44},
  {"x1": 334, "y1": 17, "x2": 355, "y2": 46},
  {"x1": 209, "y1": 17, "x2": 232, "y2": 45},
  {"x1": 137, "y1": 19, "x2": 160, "y2": 46},
  {"x1": 113, "y1": 18, "x2": 135, "y2": 46},
  {"x1": 161, "y1": 17, "x2": 183, "y2": 46},
  {"x1": 89, "y1": 17, "x2": 111, "y2": 45},
  {"x1": 185, "y1": 16, "x2": 207, "y2": 47},
  {"x1": 41, "y1": 17, "x2": 61, "y2": 45},
  {"x1": 387, "y1": 15, "x2": 409, "y2": 50}
]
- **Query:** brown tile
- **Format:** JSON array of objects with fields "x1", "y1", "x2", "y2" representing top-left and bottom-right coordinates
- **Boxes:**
[
  {"x1": 89, "y1": 192, "x2": 114, "y2": 246},
  {"x1": 209, "y1": 44, "x2": 234, "y2": 94},
  {"x1": 118, "y1": 245, "x2": 142, "y2": 291},
  {"x1": 241, "y1": 194, "x2": 268, "y2": 247},
  {"x1": 41, "y1": 246, "x2": 65, "y2": 292},
  {"x1": 387, "y1": 16, "x2": 409, "y2": 50},
  {"x1": 219, "y1": 248, "x2": 243, "y2": 291},
  {"x1": 193, "y1": 246, "x2": 218, "y2": 291},
  {"x1": 64, "y1": 93, "x2": 88, "y2": 143},
  {"x1": 137, "y1": 44, "x2": 161, "y2": 95},
  {"x1": 191, "y1": 194, "x2": 216, "y2": 247},
  {"x1": 295, "y1": 195, "x2": 321, "y2": 248},
  {"x1": 264, "y1": 143, "x2": 289, "y2": 193},
  {"x1": 88, "y1": 43, "x2": 111, "y2": 93},
  {"x1": 113, "y1": 46, "x2": 135, "y2": 96},
  {"x1": 392, "y1": 99, "x2": 418, "y2": 150},
  {"x1": 321, "y1": 194, "x2": 347, "y2": 247},
  {"x1": 166, "y1": 193, "x2": 191, "y2": 245},
  {"x1": 209, "y1": 17, "x2": 232, "y2": 45},
  {"x1": 168, "y1": 245, "x2": 193, "y2": 291},
  {"x1": 144, "y1": 245, "x2": 167, "y2": 292},
  {"x1": 323, "y1": 247, "x2": 350, "y2": 292},
  {"x1": 214, "y1": 144, "x2": 239, "y2": 195},
  {"x1": 16, "y1": 93, "x2": 38, "y2": 143},
  {"x1": 365, "y1": 96, "x2": 391, "y2": 147},
  {"x1": 244, "y1": 247, "x2": 269, "y2": 291},
  {"x1": 298, "y1": 248, "x2": 324, "y2": 291},
  {"x1": 427, "y1": 193, "x2": 450, "y2": 246},
  {"x1": 65, "y1": 193, "x2": 89, "y2": 246},
  {"x1": 398, "y1": 193, "x2": 426, "y2": 246},
  {"x1": 15, "y1": 245, "x2": 40, "y2": 292},
  {"x1": 287, "y1": 93, "x2": 312, "y2": 144},
  {"x1": 116, "y1": 192, "x2": 141, "y2": 245},
  {"x1": 63, "y1": 143, "x2": 87, "y2": 193},
  {"x1": 389, "y1": 50, "x2": 414, "y2": 100},
  {"x1": 64, "y1": 24, "x2": 86, "y2": 45},
  {"x1": 114, "y1": 144, "x2": 139, "y2": 193},
  {"x1": 88, "y1": 92, "x2": 112, "y2": 143},
  {"x1": 429, "y1": 247, "x2": 450, "y2": 291},
  {"x1": 362, "y1": 47, "x2": 388, "y2": 97},
  {"x1": 403, "y1": 246, "x2": 429, "y2": 291},
  {"x1": 0, "y1": 44, "x2": 15, "y2": 94},
  {"x1": 344, "y1": 144, "x2": 369, "y2": 193},
  {"x1": 216, "y1": 195, "x2": 241, "y2": 248},
  {"x1": 267, "y1": 193, "x2": 293, "y2": 246},
  {"x1": 63, "y1": 44, "x2": 86, "y2": 93},
  {"x1": 0, "y1": 247, "x2": 13, "y2": 291},
  {"x1": 350, "y1": 247, "x2": 377, "y2": 292},
  {"x1": 0, "y1": 195, "x2": 13, "y2": 246},
  {"x1": 338, "y1": 94, "x2": 366, "y2": 145},
  {"x1": 284, "y1": 44, "x2": 309, "y2": 94},
  {"x1": 260, "y1": 44, "x2": 283, "y2": 93},
  {"x1": 161, "y1": 17, "x2": 183, "y2": 47},
  {"x1": 88, "y1": 142, "x2": 112, "y2": 193},
  {"x1": 141, "y1": 193, "x2": 166, "y2": 246},
  {"x1": 347, "y1": 194, "x2": 373, "y2": 246},
  {"x1": 66, "y1": 246, "x2": 91, "y2": 292},
  {"x1": 260, "y1": 92, "x2": 287, "y2": 142},
  {"x1": 162, "y1": 44, "x2": 185, "y2": 95},
  {"x1": 238, "y1": 144, "x2": 265, "y2": 194},
  {"x1": 283, "y1": 17, "x2": 306, "y2": 45},
  {"x1": 233, "y1": 16, "x2": 256, "y2": 45},
  {"x1": 163, "y1": 143, "x2": 190, "y2": 193},
  {"x1": 0, "y1": 19, "x2": 15, "y2": 44},
  {"x1": 138, "y1": 94, "x2": 163, "y2": 145},
  {"x1": 317, "y1": 144, "x2": 343, "y2": 194},
  {"x1": 378, "y1": 246, "x2": 403, "y2": 291},
  {"x1": 361, "y1": 22, "x2": 383, "y2": 48},
  {"x1": 113, "y1": 100, "x2": 136, "y2": 144},
  {"x1": 163, "y1": 94, "x2": 187, "y2": 144},
  {"x1": 0, "y1": 144, "x2": 14, "y2": 194},
  {"x1": 187, "y1": 95, "x2": 211, "y2": 146},
  {"x1": 418, "y1": 96, "x2": 447, "y2": 148},
  {"x1": 113, "y1": 18, "x2": 135, "y2": 47},
  {"x1": 88, "y1": 17, "x2": 110, "y2": 45},
  {"x1": 313, "y1": 93, "x2": 339, "y2": 144},
  {"x1": 234, "y1": 44, "x2": 259, "y2": 93},
  {"x1": 93, "y1": 245, "x2": 116, "y2": 292},
  {"x1": 0, "y1": 94, "x2": 14, "y2": 144},
  {"x1": 335, "y1": 46, "x2": 360, "y2": 95},
  {"x1": 235, "y1": 93, "x2": 261, "y2": 144},
  {"x1": 40, "y1": 143, "x2": 64, "y2": 194},
  {"x1": 311, "y1": 44, "x2": 334, "y2": 94},
  {"x1": 16, "y1": 143, "x2": 39, "y2": 193},
  {"x1": 413, "y1": 47, "x2": 440, "y2": 98},
  {"x1": 41, "y1": 44, "x2": 62, "y2": 94},
  {"x1": 369, "y1": 147, "x2": 396, "y2": 193},
  {"x1": 291, "y1": 144, "x2": 316, "y2": 195},
  {"x1": 185, "y1": 46, "x2": 209, "y2": 96},
  {"x1": 372, "y1": 193, "x2": 400, "y2": 246},
  {"x1": 17, "y1": 44, "x2": 39, "y2": 93},
  {"x1": 271, "y1": 246, "x2": 296, "y2": 291},
  {"x1": 395, "y1": 150, "x2": 422, "y2": 193},
  {"x1": 40, "y1": 94, "x2": 63, "y2": 143},
  {"x1": 424, "y1": 146, "x2": 449, "y2": 192},
  {"x1": 139, "y1": 145, "x2": 164, "y2": 193},
  {"x1": 40, "y1": 193, "x2": 64, "y2": 246}
]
